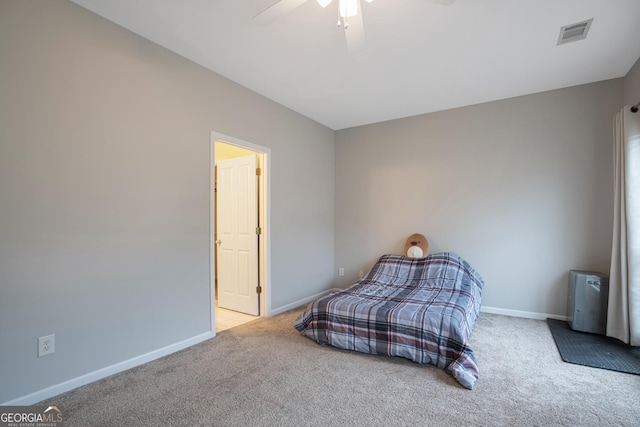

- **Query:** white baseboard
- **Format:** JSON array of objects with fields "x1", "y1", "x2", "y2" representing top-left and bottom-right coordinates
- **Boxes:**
[
  {"x1": 481, "y1": 305, "x2": 566, "y2": 321},
  {"x1": 2, "y1": 331, "x2": 214, "y2": 406},
  {"x1": 269, "y1": 288, "x2": 341, "y2": 316},
  {"x1": 7, "y1": 286, "x2": 339, "y2": 406},
  {"x1": 270, "y1": 292, "x2": 567, "y2": 322},
  {"x1": 5, "y1": 301, "x2": 560, "y2": 406}
]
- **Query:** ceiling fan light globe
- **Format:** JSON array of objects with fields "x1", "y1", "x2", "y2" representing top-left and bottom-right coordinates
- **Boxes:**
[
  {"x1": 339, "y1": 0, "x2": 359, "y2": 18},
  {"x1": 317, "y1": 0, "x2": 333, "y2": 8}
]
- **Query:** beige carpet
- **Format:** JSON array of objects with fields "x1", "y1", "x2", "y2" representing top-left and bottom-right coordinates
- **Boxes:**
[{"x1": 42, "y1": 308, "x2": 640, "y2": 426}]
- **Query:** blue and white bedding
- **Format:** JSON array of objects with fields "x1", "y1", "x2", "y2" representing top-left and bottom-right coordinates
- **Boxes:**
[{"x1": 293, "y1": 252, "x2": 484, "y2": 389}]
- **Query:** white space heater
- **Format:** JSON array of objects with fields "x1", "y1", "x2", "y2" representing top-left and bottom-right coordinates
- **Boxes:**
[{"x1": 566, "y1": 270, "x2": 609, "y2": 335}]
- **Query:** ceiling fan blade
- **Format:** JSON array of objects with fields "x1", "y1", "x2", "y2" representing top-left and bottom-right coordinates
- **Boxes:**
[
  {"x1": 253, "y1": 0, "x2": 309, "y2": 25},
  {"x1": 345, "y1": 2, "x2": 365, "y2": 52},
  {"x1": 428, "y1": 0, "x2": 456, "y2": 5}
]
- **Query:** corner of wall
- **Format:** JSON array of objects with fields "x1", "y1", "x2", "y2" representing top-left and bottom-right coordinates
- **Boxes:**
[{"x1": 623, "y1": 56, "x2": 640, "y2": 105}]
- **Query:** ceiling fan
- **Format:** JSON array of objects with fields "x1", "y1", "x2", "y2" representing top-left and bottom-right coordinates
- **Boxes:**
[{"x1": 252, "y1": 0, "x2": 457, "y2": 52}]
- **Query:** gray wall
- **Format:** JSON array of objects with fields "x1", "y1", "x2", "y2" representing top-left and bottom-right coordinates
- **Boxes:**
[
  {"x1": 0, "y1": 0, "x2": 334, "y2": 403},
  {"x1": 335, "y1": 79, "x2": 622, "y2": 317}
]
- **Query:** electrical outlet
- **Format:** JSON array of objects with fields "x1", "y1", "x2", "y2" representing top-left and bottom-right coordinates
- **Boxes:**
[
  {"x1": 38, "y1": 334, "x2": 55, "y2": 357},
  {"x1": 338, "y1": 267, "x2": 344, "y2": 276}
]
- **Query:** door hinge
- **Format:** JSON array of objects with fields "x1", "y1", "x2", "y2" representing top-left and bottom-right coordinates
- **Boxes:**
[
  {"x1": 256, "y1": 286, "x2": 262, "y2": 294},
  {"x1": 256, "y1": 167, "x2": 261, "y2": 176},
  {"x1": 256, "y1": 226, "x2": 261, "y2": 235}
]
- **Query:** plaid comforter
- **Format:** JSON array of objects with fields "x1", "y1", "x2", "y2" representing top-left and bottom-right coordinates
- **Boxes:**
[{"x1": 293, "y1": 252, "x2": 484, "y2": 389}]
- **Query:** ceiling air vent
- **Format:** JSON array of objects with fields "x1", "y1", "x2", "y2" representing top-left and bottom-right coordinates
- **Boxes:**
[{"x1": 557, "y1": 19, "x2": 593, "y2": 45}]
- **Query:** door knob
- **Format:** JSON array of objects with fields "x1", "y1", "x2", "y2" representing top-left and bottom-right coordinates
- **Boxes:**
[{"x1": 215, "y1": 240, "x2": 222, "y2": 245}]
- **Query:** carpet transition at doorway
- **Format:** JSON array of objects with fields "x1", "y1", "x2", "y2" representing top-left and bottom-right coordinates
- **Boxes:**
[{"x1": 547, "y1": 318, "x2": 640, "y2": 375}]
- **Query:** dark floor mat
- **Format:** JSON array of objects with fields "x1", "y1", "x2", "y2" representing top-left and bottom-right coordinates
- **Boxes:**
[{"x1": 547, "y1": 318, "x2": 640, "y2": 375}]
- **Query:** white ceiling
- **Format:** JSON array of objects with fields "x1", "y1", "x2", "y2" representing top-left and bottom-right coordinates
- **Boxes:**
[{"x1": 70, "y1": 0, "x2": 640, "y2": 130}]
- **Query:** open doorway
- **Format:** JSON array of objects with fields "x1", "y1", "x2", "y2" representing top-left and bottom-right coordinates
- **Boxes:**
[{"x1": 210, "y1": 133, "x2": 270, "y2": 333}]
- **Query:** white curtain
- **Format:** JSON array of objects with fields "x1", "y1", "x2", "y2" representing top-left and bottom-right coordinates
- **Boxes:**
[{"x1": 607, "y1": 106, "x2": 640, "y2": 346}]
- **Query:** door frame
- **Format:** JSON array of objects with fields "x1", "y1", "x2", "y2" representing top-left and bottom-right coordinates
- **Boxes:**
[{"x1": 210, "y1": 132, "x2": 271, "y2": 335}]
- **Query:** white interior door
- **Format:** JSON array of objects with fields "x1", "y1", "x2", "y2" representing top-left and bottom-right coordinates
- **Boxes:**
[{"x1": 216, "y1": 154, "x2": 259, "y2": 316}]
